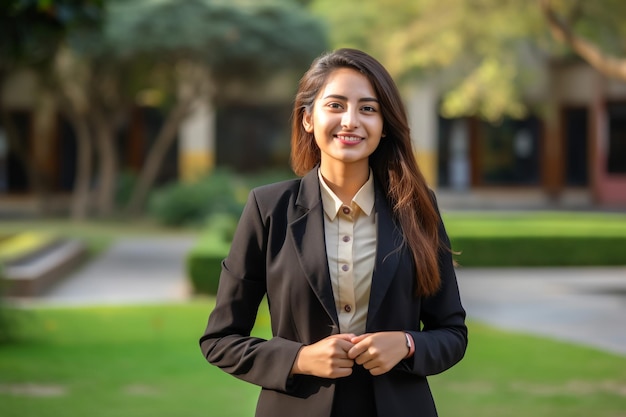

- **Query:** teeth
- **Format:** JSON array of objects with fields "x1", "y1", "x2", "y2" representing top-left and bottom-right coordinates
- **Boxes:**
[{"x1": 337, "y1": 135, "x2": 362, "y2": 142}]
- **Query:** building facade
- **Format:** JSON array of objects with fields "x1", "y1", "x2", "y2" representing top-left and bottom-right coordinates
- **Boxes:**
[{"x1": 1, "y1": 60, "x2": 625, "y2": 213}]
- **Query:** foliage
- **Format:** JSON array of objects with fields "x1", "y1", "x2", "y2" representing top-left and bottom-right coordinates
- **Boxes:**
[
  {"x1": 0, "y1": 304, "x2": 624, "y2": 416},
  {"x1": 186, "y1": 232, "x2": 231, "y2": 296},
  {"x1": 186, "y1": 212, "x2": 237, "y2": 295},
  {"x1": 147, "y1": 169, "x2": 295, "y2": 228},
  {"x1": 109, "y1": 0, "x2": 328, "y2": 100},
  {"x1": 309, "y1": 0, "x2": 626, "y2": 121},
  {"x1": 0, "y1": 0, "x2": 103, "y2": 72},
  {"x1": 444, "y1": 211, "x2": 626, "y2": 267},
  {"x1": 540, "y1": 0, "x2": 626, "y2": 82},
  {"x1": 450, "y1": 236, "x2": 626, "y2": 267},
  {"x1": 148, "y1": 170, "x2": 245, "y2": 227}
]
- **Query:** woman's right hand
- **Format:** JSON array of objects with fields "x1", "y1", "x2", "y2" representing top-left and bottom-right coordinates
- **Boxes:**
[{"x1": 290, "y1": 334, "x2": 356, "y2": 379}]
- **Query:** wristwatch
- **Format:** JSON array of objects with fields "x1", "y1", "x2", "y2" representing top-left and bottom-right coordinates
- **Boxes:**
[{"x1": 404, "y1": 332, "x2": 415, "y2": 358}]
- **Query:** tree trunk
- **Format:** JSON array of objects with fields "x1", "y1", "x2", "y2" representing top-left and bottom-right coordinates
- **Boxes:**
[
  {"x1": 91, "y1": 110, "x2": 118, "y2": 218},
  {"x1": 125, "y1": 97, "x2": 193, "y2": 216},
  {"x1": 69, "y1": 114, "x2": 93, "y2": 221},
  {"x1": 540, "y1": 0, "x2": 626, "y2": 82}
]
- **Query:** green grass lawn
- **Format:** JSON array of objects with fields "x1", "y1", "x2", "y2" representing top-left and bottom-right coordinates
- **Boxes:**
[
  {"x1": 1, "y1": 302, "x2": 624, "y2": 417},
  {"x1": 442, "y1": 211, "x2": 626, "y2": 237}
]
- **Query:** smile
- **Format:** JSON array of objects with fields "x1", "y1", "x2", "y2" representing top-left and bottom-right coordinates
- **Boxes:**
[{"x1": 335, "y1": 134, "x2": 363, "y2": 143}]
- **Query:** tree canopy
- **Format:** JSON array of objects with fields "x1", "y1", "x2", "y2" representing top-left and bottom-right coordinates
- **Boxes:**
[{"x1": 310, "y1": 0, "x2": 626, "y2": 121}]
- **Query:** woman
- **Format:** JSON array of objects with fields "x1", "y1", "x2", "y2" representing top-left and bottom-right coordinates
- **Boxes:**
[{"x1": 199, "y1": 48, "x2": 467, "y2": 417}]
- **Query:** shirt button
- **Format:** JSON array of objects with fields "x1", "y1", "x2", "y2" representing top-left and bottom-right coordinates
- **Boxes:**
[
  {"x1": 342, "y1": 206, "x2": 351, "y2": 215},
  {"x1": 344, "y1": 304, "x2": 352, "y2": 313},
  {"x1": 342, "y1": 235, "x2": 351, "y2": 243},
  {"x1": 341, "y1": 264, "x2": 349, "y2": 272}
]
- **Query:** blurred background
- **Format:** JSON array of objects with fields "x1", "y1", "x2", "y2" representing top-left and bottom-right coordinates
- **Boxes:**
[
  {"x1": 1, "y1": 0, "x2": 625, "y2": 219},
  {"x1": 1, "y1": 1, "x2": 625, "y2": 416}
]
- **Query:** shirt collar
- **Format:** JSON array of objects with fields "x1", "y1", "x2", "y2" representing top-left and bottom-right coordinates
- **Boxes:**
[{"x1": 318, "y1": 168, "x2": 375, "y2": 220}]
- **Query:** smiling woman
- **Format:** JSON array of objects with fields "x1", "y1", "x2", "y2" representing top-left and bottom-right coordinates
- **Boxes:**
[{"x1": 199, "y1": 48, "x2": 467, "y2": 417}]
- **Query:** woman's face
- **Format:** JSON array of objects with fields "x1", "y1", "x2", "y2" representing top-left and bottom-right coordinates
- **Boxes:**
[{"x1": 303, "y1": 67, "x2": 384, "y2": 174}]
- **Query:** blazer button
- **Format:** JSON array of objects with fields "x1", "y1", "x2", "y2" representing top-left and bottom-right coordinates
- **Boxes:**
[{"x1": 344, "y1": 304, "x2": 352, "y2": 313}]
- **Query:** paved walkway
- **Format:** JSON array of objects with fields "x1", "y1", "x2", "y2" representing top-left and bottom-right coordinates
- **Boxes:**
[
  {"x1": 456, "y1": 267, "x2": 626, "y2": 356},
  {"x1": 13, "y1": 237, "x2": 626, "y2": 356},
  {"x1": 34, "y1": 237, "x2": 196, "y2": 306}
]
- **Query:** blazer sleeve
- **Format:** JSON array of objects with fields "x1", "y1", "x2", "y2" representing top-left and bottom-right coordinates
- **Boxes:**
[
  {"x1": 199, "y1": 189, "x2": 302, "y2": 392},
  {"x1": 406, "y1": 193, "x2": 468, "y2": 376}
]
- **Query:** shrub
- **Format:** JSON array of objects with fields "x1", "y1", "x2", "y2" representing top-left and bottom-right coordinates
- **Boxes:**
[
  {"x1": 450, "y1": 236, "x2": 626, "y2": 267},
  {"x1": 148, "y1": 170, "x2": 245, "y2": 227},
  {"x1": 444, "y1": 211, "x2": 626, "y2": 267},
  {"x1": 186, "y1": 216, "x2": 236, "y2": 295}
]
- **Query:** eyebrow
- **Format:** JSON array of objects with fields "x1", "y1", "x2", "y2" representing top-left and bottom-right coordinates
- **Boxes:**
[{"x1": 323, "y1": 94, "x2": 379, "y2": 103}]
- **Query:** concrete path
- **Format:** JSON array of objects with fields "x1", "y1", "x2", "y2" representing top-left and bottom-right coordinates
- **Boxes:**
[
  {"x1": 456, "y1": 267, "x2": 626, "y2": 356},
  {"x1": 34, "y1": 237, "x2": 196, "y2": 306},
  {"x1": 11, "y1": 236, "x2": 626, "y2": 356}
]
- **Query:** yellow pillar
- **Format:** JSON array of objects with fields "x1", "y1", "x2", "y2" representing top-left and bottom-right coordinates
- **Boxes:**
[
  {"x1": 415, "y1": 150, "x2": 437, "y2": 186},
  {"x1": 179, "y1": 99, "x2": 215, "y2": 182}
]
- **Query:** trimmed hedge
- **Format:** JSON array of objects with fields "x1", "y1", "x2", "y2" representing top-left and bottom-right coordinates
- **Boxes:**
[
  {"x1": 187, "y1": 211, "x2": 626, "y2": 294},
  {"x1": 450, "y1": 236, "x2": 626, "y2": 267},
  {"x1": 444, "y1": 211, "x2": 626, "y2": 267},
  {"x1": 186, "y1": 214, "x2": 237, "y2": 295},
  {"x1": 186, "y1": 236, "x2": 230, "y2": 295}
]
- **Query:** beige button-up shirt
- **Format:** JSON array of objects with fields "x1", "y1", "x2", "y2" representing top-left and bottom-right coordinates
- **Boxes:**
[{"x1": 318, "y1": 169, "x2": 377, "y2": 335}]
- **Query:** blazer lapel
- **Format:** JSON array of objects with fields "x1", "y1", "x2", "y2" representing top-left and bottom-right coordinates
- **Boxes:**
[
  {"x1": 367, "y1": 187, "x2": 403, "y2": 327},
  {"x1": 289, "y1": 169, "x2": 339, "y2": 329}
]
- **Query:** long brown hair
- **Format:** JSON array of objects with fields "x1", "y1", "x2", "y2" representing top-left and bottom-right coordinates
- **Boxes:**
[{"x1": 290, "y1": 48, "x2": 442, "y2": 297}]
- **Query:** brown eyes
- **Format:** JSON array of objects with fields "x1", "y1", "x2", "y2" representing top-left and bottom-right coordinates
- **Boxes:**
[{"x1": 325, "y1": 102, "x2": 378, "y2": 112}]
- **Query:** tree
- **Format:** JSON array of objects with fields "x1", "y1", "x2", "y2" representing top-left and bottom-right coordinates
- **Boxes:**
[
  {"x1": 309, "y1": 0, "x2": 626, "y2": 121},
  {"x1": 0, "y1": 0, "x2": 103, "y2": 216},
  {"x1": 53, "y1": 40, "x2": 133, "y2": 220},
  {"x1": 540, "y1": 0, "x2": 626, "y2": 82},
  {"x1": 109, "y1": 0, "x2": 327, "y2": 215}
]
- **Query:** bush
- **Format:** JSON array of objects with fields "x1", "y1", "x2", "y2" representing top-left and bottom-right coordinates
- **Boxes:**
[
  {"x1": 148, "y1": 170, "x2": 245, "y2": 227},
  {"x1": 186, "y1": 216, "x2": 236, "y2": 295},
  {"x1": 450, "y1": 236, "x2": 626, "y2": 267},
  {"x1": 443, "y1": 211, "x2": 626, "y2": 267}
]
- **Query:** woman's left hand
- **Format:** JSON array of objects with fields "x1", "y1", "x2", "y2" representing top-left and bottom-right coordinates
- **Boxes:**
[{"x1": 347, "y1": 332, "x2": 409, "y2": 376}]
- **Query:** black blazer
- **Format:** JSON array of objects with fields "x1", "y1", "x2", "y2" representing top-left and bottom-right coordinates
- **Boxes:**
[{"x1": 200, "y1": 168, "x2": 468, "y2": 417}]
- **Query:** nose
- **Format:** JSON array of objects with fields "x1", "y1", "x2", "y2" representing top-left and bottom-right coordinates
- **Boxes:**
[{"x1": 341, "y1": 108, "x2": 359, "y2": 129}]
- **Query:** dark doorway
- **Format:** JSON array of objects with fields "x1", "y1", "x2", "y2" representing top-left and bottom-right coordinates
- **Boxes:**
[
  {"x1": 563, "y1": 107, "x2": 589, "y2": 186},
  {"x1": 607, "y1": 102, "x2": 626, "y2": 175}
]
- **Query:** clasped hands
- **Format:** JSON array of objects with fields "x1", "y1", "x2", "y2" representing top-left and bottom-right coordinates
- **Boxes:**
[{"x1": 291, "y1": 331, "x2": 409, "y2": 378}]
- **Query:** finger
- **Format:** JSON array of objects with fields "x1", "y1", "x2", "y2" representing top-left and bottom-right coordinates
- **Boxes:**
[
  {"x1": 333, "y1": 367, "x2": 354, "y2": 379},
  {"x1": 350, "y1": 333, "x2": 370, "y2": 344},
  {"x1": 347, "y1": 343, "x2": 369, "y2": 360},
  {"x1": 354, "y1": 352, "x2": 370, "y2": 365},
  {"x1": 332, "y1": 333, "x2": 357, "y2": 341},
  {"x1": 336, "y1": 358, "x2": 355, "y2": 368},
  {"x1": 368, "y1": 366, "x2": 385, "y2": 376}
]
